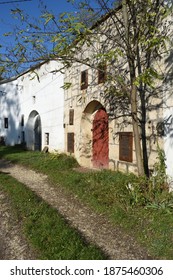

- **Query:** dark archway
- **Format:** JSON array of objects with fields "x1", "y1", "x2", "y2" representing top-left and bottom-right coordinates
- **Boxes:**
[
  {"x1": 26, "y1": 110, "x2": 42, "y2": 151},
  {"x1": 34, "y1": 114, "x2": 42, "y2": 151}
]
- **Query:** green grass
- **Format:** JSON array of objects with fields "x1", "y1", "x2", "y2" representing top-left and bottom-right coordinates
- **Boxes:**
[
  {"x1": 0, "y1": 172, "x2": 107, "y2": 260},
  {"x1": 0, "y1": 145, "x2": 173, "y2": 259}
]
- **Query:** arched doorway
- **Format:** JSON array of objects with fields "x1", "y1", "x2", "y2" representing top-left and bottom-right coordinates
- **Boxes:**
[
  {"x1": 80, "y1": 101, "x2": 109, "y2": 169},
  {"x1": 26, "y1": 111, "x2": 42, "y2": 151},
  {"x1": 92, "y1": 108, "x2": 109, "y2": 168}
]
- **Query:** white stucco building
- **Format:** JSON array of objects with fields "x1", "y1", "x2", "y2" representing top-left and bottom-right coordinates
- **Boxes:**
[{"x1": 0, "y1": 60, "x2": 64, "y2": 153}]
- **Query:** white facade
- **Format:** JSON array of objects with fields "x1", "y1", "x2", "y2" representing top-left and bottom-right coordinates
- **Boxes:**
[
  {"x1": 0, "y1": 60, "x2": 64, "y2": 153},
  {"x1": 163, "y1": 84, "x2": 173, "y2": 183}
]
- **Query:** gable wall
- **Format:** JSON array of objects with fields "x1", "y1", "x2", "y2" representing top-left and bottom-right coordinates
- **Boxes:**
[{"x1": 0, "y1": 60, "x2": 64, "y2": 152}]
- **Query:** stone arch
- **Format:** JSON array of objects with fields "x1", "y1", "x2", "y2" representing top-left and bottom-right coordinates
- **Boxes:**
[
  {"x1": 26, "y1": 110, "x2": 42, "y2": 151},
  {"x1": 80, "y1": 100, "x2": 109, "y2": 168}
]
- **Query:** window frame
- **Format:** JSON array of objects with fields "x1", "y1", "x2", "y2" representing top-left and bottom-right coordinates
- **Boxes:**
[
  {"x1": 45, "y1": 133, "x2": 50, "y2": 146},
  {"x1": 69, "y1": 109, "x2": 74, "y2": 125},
  {"x1": 67, "y1": 132, "x2": 74, "y2": 153},
  {"x1": 98, "y1": 63, "x2": 107, "y2": 84},
  {"x1": 81, "y1": 70, "x2": 88, "y2": 90},
  {"x1": 4, "y1": 118, "x2": 8, "y2": 129},
  {"x1": 119, "y1": 132, "x2": 133, "y2": 162},
  {"x1": 21, "y1": 114, "x2": 24, "y2": 127}
]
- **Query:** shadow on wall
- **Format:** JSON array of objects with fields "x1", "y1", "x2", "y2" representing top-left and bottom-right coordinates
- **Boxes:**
[
  {"x1": 0, "y1": 82, "x2": 23, "y2": 146},
  {"x1": 160, "y1": 50, "x2": 173, "y2": 148}
]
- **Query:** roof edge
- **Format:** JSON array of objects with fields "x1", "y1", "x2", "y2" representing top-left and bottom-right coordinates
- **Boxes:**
[{"x1": 0, "y1": 58, "x2": 60, "y2": 85}]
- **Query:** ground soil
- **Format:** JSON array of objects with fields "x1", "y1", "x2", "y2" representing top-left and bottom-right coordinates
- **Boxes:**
[{"x1": 0, "y1": 159, "x2": 152, "y2": 260}]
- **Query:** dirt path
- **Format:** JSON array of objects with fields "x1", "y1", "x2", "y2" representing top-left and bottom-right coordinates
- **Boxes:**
[{"x1": 0, "y1": 159, "x2": 151, "y2": 260}]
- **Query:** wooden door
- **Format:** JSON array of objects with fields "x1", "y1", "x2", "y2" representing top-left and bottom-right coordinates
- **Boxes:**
[{"x1": 92, "y1": 109, "x2": 109, "y2": 168}]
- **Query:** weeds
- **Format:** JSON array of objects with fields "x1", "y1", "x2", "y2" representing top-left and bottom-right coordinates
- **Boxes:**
[{"x1": 124, "y1": 145, "x2": 173, "y2": 213}]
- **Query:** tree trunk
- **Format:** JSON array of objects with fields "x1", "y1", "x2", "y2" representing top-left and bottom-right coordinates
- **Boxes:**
[
  {"x1": 122, "y1": 0, "x2": 145, "y2": 177},
  {"x1": 136, "y1": 46, "x2": 150, "y2": 177},
  {"x1": 131, "y1": 83, "x2": 145, "y2": 176},
  {"x1": 140, "y1": 91, "x2": 150, "y2": 177}
]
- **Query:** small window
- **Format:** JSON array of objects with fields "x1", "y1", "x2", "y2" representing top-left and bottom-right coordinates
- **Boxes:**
[
  {"x1": 67, "y1": 132, "x2": 74, "y2": 153},
  {"x1": 32, "y1": 96, "x2": 36, "y2": 104},
  {"x1": 69, "y1": 109, "x2": 74, "y2": 125},
  {"x1": 21, "y1": 115, "x2": 24, "y2": 127},
  {"x1": 45, "y1": 133, "x2": 49, "y2": 145},
  {"x1": 81, "y1": 70, "x2": 88, "y2": 90},
  {"x1": 4, "y1": 118, "x2": 8, "y2": 129},
  {"x1": 119, "y1": 132, "x2": 133, "y2": 162},
  {"x1": 98, "y1": 63, "x2": 106, "y2": 84}
]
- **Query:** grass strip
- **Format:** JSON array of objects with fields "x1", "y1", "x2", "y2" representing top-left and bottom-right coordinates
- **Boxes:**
[{"x1": 0, "y1": 172, "x2": 107, "y2": 260}]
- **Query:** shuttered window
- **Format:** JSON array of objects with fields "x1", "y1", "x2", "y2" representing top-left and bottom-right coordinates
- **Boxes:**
[
  {"x1": 81, "y1": 70, "x2": 88, "y2": 90},
  {"x1": 98, "y1": 63, "x2": 106, "y2": 84},
  {"x1": 119, "y1": 132, "x2": 133, "y2": 162},
  {"x1": 69, "y1": 109, "x2": 74, "y2": 125},
  {"x1": 67, "y1": 133, "x2": 74, "y2": 153}
]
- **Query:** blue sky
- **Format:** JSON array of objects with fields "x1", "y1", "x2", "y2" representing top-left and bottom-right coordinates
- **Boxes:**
[
  {"x1": 0, "y1": 0, "x2": 75, "y2": 35},
  {"x1": 0, "y1": 0, "x2": 103, "y2": 76},
  {"x1": 0, "y1": 0, "x2": 78, "y2": 51}
]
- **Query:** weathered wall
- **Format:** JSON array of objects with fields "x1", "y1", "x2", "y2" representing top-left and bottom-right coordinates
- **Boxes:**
[{"x1": 63, "y1": 12, "x2": 167, "y2": 175}]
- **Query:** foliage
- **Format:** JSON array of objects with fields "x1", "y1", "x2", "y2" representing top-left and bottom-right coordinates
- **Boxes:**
[
  {"x1": 124, "y1": 145, "x2": 173, "y2": 214},
  {"x1": 150, "y1": 145, "x2": 167, "y2": 190}
]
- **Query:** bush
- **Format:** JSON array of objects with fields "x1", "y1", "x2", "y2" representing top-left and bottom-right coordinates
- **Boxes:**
[{"x1": 125, "y1": 145, "x2": 173, "y2": 213}]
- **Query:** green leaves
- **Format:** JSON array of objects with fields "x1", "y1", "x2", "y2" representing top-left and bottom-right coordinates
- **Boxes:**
[
  {"x1": 11, "y1": 8, "x2": 25, "y2": 21},
  {"x1": 41, "y1": 13, "x2": 55, "y2": 25},
  {"x1": 134, "y1": 67, "x2": 163, "y2": 87},
  {"x1": 11, "y1": 8, "x2": 22, "y2": 14},
  {"x1": 61, "y1": 82, "x2": 72, "y2": 90},
  {"x1": 3, "y1": 32, "x2": 12, "y2": 37}
]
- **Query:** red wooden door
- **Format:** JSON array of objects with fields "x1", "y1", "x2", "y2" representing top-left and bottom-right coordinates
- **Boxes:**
[{"x1": 92, "y1": 109, "x2": 109, "y2": 168}]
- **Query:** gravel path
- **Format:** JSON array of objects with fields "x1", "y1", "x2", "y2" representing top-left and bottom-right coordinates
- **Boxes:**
[{"x1": 0, "y1": 159, "x2": 151, "y2": 260}]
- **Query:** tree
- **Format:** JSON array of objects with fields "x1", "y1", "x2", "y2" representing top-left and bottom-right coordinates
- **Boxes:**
[{"x1": 1, "y1": 0, "x2": 173, "y2": 176}]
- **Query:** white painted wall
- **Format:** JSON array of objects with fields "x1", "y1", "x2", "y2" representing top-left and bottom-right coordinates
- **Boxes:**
[
  {"x1": 0, "y1": 79, "x2": 20, "y2": 146},
  {"x1": 163, "y1": 98, "x2": 173, "y2": 186},
  {"x1": 0, "y1": 60, "x2": 64, "y2": 153}
]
